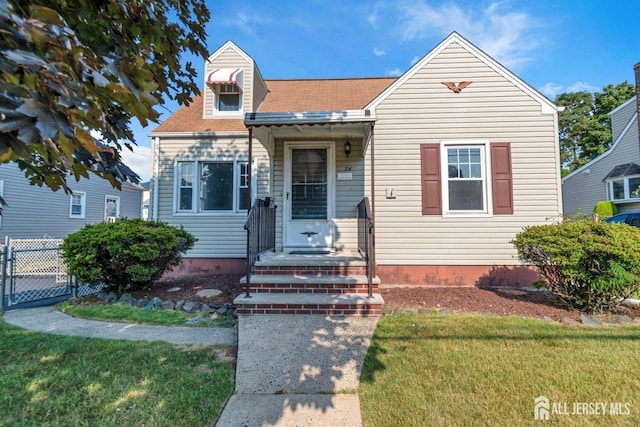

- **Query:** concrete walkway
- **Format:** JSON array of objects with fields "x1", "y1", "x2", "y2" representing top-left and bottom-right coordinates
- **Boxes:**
[
  {"x1": 3, "y1": 307, "x2": 379, "y2": 426},
  {"x1": 2, "y1": 305, "x2": 236, "y2": 346},
  {"x1": 215, "y1": 314, "x2": 379, "y2": 427}
]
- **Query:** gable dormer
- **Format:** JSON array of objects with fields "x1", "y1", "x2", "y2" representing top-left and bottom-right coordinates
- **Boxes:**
[{"x1": 202, "y1": 41, "x2": 267, "y2": 119}]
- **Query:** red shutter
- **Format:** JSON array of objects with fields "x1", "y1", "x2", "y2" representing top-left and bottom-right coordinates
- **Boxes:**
[
  {"x1": 490, "y1": 143, "x2": 513, "y2": 215},
  {"x1": 421, "y1": 144, "x2": 442, "y2": 215}
]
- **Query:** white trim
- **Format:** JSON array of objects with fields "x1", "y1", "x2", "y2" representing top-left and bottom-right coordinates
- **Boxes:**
[
  {"x1": 245, "y1": 110, "x2": 376, "y2": 127},
  {"x1": 609, "y1": 96, "x2": 637, "y2": 116},
  {"x1": 562, "y1": 112, "x2": 638, "y2": 183},
  {"x1": 69, "y1": 191, "x2": 86, "y2": 219},
  {"x1": 152, "y1": 136, "x2": 160, "y2": 221},
  {"x1": 206, "y1": 40, "x2": 253, "y2": 64},
  {"x1": 173, "y1": 157, "x2": 250, "y2": 215},
  {"x1": 440, "y1": 140, "x2": 492, "y2": 217},
  {"x1": 365, "y1": 32, "x2": 558, "y2": 115},
  {"x1": 283, "y1": 141, "x2": 336, "y2": 249}
]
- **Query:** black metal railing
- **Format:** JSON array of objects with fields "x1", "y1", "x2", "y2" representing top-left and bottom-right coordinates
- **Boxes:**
[
  {"x1": 357, "y1": 197, "x2": 374, "y2": 297},
  {"x1": 244, "y1": 198, "x2": 276, "y2": 297}
]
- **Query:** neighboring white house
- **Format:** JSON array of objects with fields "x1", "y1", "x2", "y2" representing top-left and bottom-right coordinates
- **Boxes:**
[
  {"x1": 149, "y1": 32, "x2": 563, "y2": 286},
  {"x1": 0, "y1": 162, "x2": 144, "y2": 239},
  {"x1": 562, "y1": 64, "x2": 640, "y2": 216}
]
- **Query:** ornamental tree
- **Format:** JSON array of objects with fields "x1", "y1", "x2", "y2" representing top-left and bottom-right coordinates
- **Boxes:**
[{"x1": 0, "y1": 0, "x2": 209, "y2": 192}]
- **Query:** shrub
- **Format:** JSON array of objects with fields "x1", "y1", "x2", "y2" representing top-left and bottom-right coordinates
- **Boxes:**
[
  {"x1": 62, "y1": 219, "x2": 196, "y2": 294},
  {"x1": 593, "y1": 200, "x2": 617, "y2": 219},
  {"x1": 512, "y1": 219, "x2": 640, "y2": 313}
]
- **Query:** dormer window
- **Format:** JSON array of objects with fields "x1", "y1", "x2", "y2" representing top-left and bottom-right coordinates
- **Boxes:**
[{"x1": 207, "y1": 68, "x2": 244, "y2": 115}]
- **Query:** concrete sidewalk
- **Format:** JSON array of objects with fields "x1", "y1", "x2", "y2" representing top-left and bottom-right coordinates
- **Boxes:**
[
  {"x1": 215, "y1": 314, "x2": 379, "y2": 427},
  {"x1": 2, "y1": 305, "x2": 236, "y2": 346}
]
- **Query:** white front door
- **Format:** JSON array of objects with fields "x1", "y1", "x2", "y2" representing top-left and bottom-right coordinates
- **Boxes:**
[{"x1": 284, "y1": 142, "x2": 335, "y2": 252}]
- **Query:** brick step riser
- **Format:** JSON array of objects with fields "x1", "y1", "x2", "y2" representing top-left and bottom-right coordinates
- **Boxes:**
[
  {"x1": 253, "y1": 266, "x2": 367, "y2": 276},
  {"x1": 236, "y1": 303, "x2": 382, "y2": 316},
  {"x1": 251, "y1": 285, "x2": 378, "y2": 294}
]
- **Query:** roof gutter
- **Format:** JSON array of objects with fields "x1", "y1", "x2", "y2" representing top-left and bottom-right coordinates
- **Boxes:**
[
  {"x1": 245, "y1": 109, "x2": 377, "y2": 127},
  {"x1": 147, "y1": 131, "x2": 248, "y2": 138}
]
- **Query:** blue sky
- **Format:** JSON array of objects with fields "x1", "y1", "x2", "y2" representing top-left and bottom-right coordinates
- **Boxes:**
[{"x1": 124, "y1": 0, "x2": 640, "y2": 181}]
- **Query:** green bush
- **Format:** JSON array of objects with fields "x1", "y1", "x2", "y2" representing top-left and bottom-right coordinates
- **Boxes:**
[
  {"x1": 593, "y1": 200, "x2": 617, "y2": 219},
  {"x1": 62, "y1": 219, "x2": 196, "y2": 294},
  {"x1": 512, "y1": 219, "x2": 640, "y2": 313}
]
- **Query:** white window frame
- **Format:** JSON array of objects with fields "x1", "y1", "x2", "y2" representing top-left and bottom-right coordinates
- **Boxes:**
[
  {"x1": 440, "y1": 141, "x2": 492, "y2": 217},
  {"x1": 213, "y1": 83, "x2": 243, "y2": 117},
  {"x1": 606, "y1": 175, "x2": 640, "y2": 202},
  {"x1": 69, "y1": 192, "x2": 86, "y2": 219},
  {"x1": 174, "y1": 158, "x2": 252, "y2": 215},
  {"x1": 104, "y1": 195, "x2": 120, "y2": 221}
]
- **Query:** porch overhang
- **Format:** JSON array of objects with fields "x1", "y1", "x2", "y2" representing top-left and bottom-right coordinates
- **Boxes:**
[{"x1": 245, "y1": 109, "x2": 376, "y2": 156}]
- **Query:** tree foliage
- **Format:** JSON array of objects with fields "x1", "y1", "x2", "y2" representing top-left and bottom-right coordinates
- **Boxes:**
[
  {"x1": 512, "y1": 219, "x2": 640, "y2": 313},
  {"x1": 0, "y1": 0, "x2": 209, "y2": 191},
  {"x1": 62, "y1": 218, "x2": 197, "y2": 294},
  {"x1": 556, "y1": 82, "x2": 635, "y2": 173}
]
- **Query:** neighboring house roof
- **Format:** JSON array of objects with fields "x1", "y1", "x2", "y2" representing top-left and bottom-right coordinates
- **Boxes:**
[
  {"x1": 602, "y1": 163, "x2": 640, "y2": 181},
  {"x1": 561, "y1": 111, "x2": 639, "y2": 182},
  {"x1": 151, "y1": 77, "x2": 395, "y2": 134}
]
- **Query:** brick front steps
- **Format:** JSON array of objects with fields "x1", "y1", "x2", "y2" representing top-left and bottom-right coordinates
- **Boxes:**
[
  {"x1": 234, "y1": 293, "x2": 384, "y2": 316},
  {"x1": 234, "y1": 251, "x2": 384, "y2": 316}
]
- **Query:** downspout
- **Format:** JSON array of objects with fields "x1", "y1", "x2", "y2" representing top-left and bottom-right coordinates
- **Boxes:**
[
  {"x1": 634, "y1": 63, "x2": 640, "y2": 140},
  {"x1": 370, "y1": 124, "x2": 376, "y2": 276},
  {"x1": 152, "y1": 136, "x2": 160, "y2": 221}
]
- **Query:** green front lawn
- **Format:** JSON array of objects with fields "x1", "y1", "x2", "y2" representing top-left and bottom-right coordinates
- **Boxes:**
[
  {"x1": 0, "y1": 320, "x2": 234, "y2": 426},
  {"x1": 360, "y1": 313, "x2": 640, "y2": 426}
]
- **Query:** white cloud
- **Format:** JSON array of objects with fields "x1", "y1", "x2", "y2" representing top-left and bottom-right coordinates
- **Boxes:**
[
  {"x1": 567, "y1": 81, "x2": 600, "y2": 93},
  {"x1": 396, "y1": 1, "x2": 542, "y2": 70},
  {"x1": 224, "y1": 11, "x2": 271, "y2": 35},
  {"x1": 120, "y1": 145, "x2": 152, "y2": 182},
  {"x1": 374, "y1": 47, "x2": 386, "y2": 56},
  {"x1": 386, "y1": 67, "x2": 403, "y2": 77},
  {"x1": 539, "y1": 82, "x2": 563, "y2": 98},
  {"x1": 410, "y1": 55, "x2": 421, "y2": 65}
]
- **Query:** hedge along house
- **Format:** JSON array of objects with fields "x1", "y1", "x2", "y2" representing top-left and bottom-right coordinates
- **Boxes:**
[{"x1": 150, "y1": 32, "x2": 562, "y2": 313}]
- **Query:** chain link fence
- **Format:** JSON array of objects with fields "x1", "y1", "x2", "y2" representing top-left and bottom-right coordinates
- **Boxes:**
[{"x1": 2, "y1": 238, "x2": 103, "y2": 310}]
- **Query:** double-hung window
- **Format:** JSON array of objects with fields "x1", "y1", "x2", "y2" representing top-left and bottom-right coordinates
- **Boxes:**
[
  {"x1": 69, "y1": 192, "x2": 86, "y2": 218},
  {"x1": 176, "y1": 159, "x2": 249, "y2": 213},
  {"x1": 445, "y1": 146, "x2": 486, "y2": 212}
]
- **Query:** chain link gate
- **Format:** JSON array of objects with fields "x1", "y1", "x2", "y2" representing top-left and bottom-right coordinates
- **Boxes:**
[{"x1": 1, "y1": 239, "x2": 103, "y2": 311}]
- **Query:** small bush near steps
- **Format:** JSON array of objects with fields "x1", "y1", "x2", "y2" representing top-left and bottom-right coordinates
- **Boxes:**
[
  {"x1": 62, "y1": 218, "x2": 196, "y2": 294},
  {"x1": 512, "y1": 219, "x2": 640, "y2": 313}
]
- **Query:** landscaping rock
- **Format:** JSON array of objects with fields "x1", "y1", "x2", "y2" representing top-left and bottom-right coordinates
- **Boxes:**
[
  {"x1": 216, "y1": 307, "x2": 228, "y2": 316},
  {"x1": 418, "y1": 308, "x2": 432, "y2": 314},
  {"x1": 200, "y1": 304, "x2": 214, "y2": 314},
  {"x1": 403, "y1": 308, "x2": 416, "y2": 314},
  {"x1": 97, "y1": 290, "x2": 108, "y2": 301},
  {"x1": 137, "y1": 298, "x2": 150, "y2": 308},
  {"x1": 143, "y1": 299, "x2": 155, "y2": 310},
  {"x1": 105, "y1": 291, "x2": 118, "y2": 304},
  {"x1": 561, "y1": 317, "x2": 580, "y2": 326},
  {"x1": 151, "y1": 297, "x2": 163, "y2": 309},
  {"x1": 196, "y1": 289, "x2": 222, "y2": 298},
  {"x1": 543, "y1": 316, "x2": 555, "y2": 322},
  {"x1": 116, "y1": 293, "x2": 132, "y2": 305},
  {"x1": 226, "y1": 308, "x2": 236, "y2": 317},
  {"x1": 182, "y1": 301, "x2": 199, "y2": 313},
  {"x1": 175, "y1": 300, "x2": 185, "y2": 311},
  {"x1": 614, "y1": 315, "x2": 633, "y2": 323},
  {"x1": 382, "y1": 306, "x2": 394, "y2": 315},
  {"x1": 160, "y1": 300, "x2": 175, "y2": 310},
  {"x1": 167, "y1": 287, "x2": 181, "y2": 293},
  {"x1": 580, "y1": 314, "x2": 603, "y2": 326},
  {"x1": 438, "y1": 308, "x2": 453, "y2": 315},
  {"x1": 129, "y1": 297, "x2": 139, "y2": 307}
]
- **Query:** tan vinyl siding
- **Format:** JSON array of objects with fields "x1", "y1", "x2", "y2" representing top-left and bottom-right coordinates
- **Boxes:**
[
  {"x1": 252, "y1": 63, "x2": 268, "y2": 110},
  {"x1": 370, "y1": 41, "x2": 562, "y2": 266},
  {"x1": 203, "y1": 47, "x2": 254, "y2": 119},
  {"x1": 156, "y1": 135, "x2": 270, "y2": 258},
  {"x1": 562, "y1": 119, "x2": 639, "y2": 215}
]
